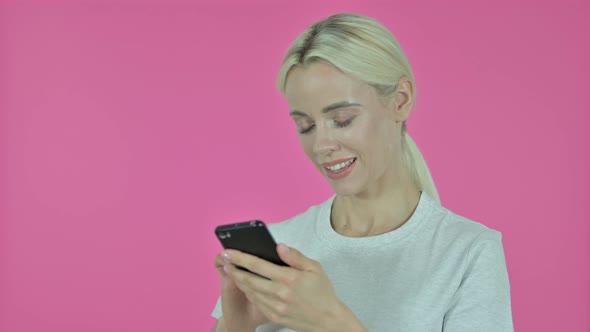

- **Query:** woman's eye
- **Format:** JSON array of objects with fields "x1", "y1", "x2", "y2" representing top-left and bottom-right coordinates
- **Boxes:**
[
  {"x1": 298, "y1": 118, "x2": 353, "y2": 134},
  {"x1": 335, "y1": 118, "x2": 353, "y2": 128},
  {"x1": 299, "y1": 124, "x2": 315, "y2": 134}
]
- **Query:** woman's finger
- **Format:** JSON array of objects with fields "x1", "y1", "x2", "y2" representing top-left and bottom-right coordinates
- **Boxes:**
[
  {"x1": 223, "y1": 249, "x2": 288, "y2": 281},
  {"x1": 214, "y1": 253, "x2": 227, "y2": 268},
  {"x1": 227, "y1": 263, "x2": 277, "y2": 297}
]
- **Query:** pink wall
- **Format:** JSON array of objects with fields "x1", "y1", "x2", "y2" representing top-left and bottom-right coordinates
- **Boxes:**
[{"x1": 1, "y1": 0, "x2": 588, "y2": 331}]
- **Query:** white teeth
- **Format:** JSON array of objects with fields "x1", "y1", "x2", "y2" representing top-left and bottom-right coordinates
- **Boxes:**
[{"x1": 326, "y1": 159, "x2": 355, "y2": 172}]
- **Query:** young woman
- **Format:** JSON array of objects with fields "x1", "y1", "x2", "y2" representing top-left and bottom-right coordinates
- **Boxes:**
[{"x1": 211, "y1": 13, "x2": 514, "y2": 332}]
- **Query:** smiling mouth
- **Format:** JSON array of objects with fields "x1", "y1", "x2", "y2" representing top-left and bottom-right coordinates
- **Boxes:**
[{"x1": 324, "y1": 158, "x2": 356, "y2": 172}]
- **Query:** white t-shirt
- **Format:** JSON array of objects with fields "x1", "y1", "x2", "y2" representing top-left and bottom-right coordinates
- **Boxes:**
[{"x1": 212, "y1": 192, "x2": 514, "y2": 331}]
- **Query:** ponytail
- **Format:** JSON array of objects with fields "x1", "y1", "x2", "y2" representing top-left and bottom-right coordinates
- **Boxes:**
[{"x1": 402, "y1": 131, "x2": 440, "y2": 205}]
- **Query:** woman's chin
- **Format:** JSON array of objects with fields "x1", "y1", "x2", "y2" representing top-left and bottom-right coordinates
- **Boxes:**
[{"x1": 328, "y1": 181, "x2": 364, "y2": 197}]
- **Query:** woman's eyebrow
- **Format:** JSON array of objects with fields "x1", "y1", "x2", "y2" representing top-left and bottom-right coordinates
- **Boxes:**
[{"x1": 289, "y1": 101, "x2": 362, "y2": 117}]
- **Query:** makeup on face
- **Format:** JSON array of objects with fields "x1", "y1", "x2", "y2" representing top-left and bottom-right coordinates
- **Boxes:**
[
  {"x1": 291, "y1": 106, "x2": 361, "y2": 135},
  {"x1": 320, "y1": 157, "x2": 357, "y2": 179},
  {"x1": 285, "y1": 62, "x2": 400, "y2": 195}
]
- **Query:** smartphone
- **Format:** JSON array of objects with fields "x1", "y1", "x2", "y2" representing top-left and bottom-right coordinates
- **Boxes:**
[{"x1": 215, "y1": 220, "x2": 287, "y2": 269}]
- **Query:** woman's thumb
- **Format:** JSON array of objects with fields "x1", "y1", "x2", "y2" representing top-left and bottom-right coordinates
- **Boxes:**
[{"x1": 277, "y1": 243, "x2": 314, "y2": 271}]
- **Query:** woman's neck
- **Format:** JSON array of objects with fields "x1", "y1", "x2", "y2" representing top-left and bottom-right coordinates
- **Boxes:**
[{"x1": 330, "y1": 177, "x2": 421, "y2": 238}]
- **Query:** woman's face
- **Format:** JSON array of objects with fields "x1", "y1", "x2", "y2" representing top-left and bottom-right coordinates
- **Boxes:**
[{"x1": 284, "y1": 62, "x2": 408, "y2": 197}]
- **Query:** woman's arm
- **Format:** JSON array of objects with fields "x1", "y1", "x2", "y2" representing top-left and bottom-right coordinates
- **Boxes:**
[
  {"x1": 211, "y1": 319, "x2": 220, "y2": 332},
  {"x1": 211, "y1": 317, "x2": 257, "y2": 332},
  {"x1": 443, "y1": 231, "x2": 514, "y2": 331},
  {"x1": 323, "y1": 302, "x2": 368, "y2": 332}
]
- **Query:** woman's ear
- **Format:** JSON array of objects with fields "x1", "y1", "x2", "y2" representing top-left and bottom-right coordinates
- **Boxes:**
[{"x1": 389, "y1": 76, "x2": 415, "y2": 122}]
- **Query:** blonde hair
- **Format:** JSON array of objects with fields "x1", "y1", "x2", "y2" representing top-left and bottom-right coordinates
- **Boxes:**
[{"x1": 276, "y1": 13, "x2": 440, "y2": 204}]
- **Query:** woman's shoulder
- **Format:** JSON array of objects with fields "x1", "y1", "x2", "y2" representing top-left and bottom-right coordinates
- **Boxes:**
[
  {"x1": 267, "y1": 195, "x2": 334, "y2": 241},
  {"x1": 423, "y1": 194, "x2": 503, "y2": 245}
]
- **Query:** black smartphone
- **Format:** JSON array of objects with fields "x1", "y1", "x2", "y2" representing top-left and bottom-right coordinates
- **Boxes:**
[{"x1": 215, "y1": 220, "x2": 287, "y2": 268}]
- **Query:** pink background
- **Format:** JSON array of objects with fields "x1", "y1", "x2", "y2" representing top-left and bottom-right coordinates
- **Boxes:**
[{"x1": 1, "y1": 0, "x2": 588, "y2": 331}]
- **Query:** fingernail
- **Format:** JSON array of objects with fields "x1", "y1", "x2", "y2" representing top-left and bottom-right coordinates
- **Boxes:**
[
  {"x1": 280, "y1": 243, "x2": 290, "y2": 253},
  {"x1": 222, "y1": 252, "x2": 231, "y2": 263},
  {"x1": 223, "y1": 264, "x2": 230, "y2": 274}
]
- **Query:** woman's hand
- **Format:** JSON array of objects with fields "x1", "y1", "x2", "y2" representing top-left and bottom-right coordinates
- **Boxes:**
[
  {"x1": 214, "y1": 253, "x2": 268, "y2": 332},
  {"x1": 221, "y1": 244, "x2": 367, "y2": 332}
]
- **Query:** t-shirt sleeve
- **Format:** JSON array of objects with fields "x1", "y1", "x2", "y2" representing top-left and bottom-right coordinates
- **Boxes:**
[
  {"x1": 442, "y1": 230, "x2": 514, "y2": 332},
  {"x1": 211, "y1": 296, "x2": 222, "y2": 320}
]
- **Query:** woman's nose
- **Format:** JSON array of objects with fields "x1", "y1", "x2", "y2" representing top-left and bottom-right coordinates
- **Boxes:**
[{"x1": 312, "y1": 126, "x2": 339, "y2": 155}]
